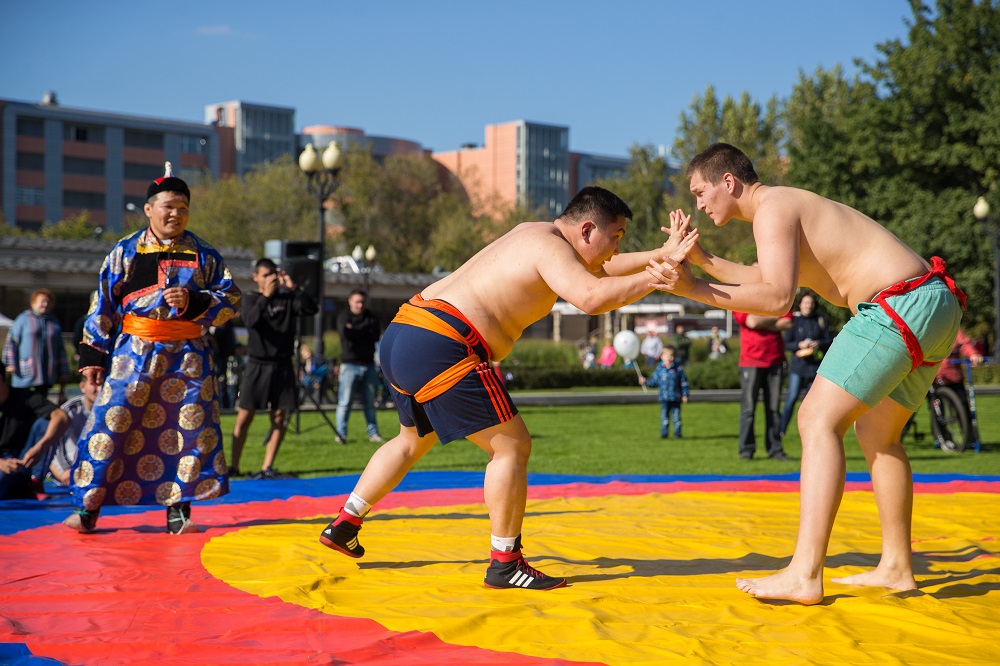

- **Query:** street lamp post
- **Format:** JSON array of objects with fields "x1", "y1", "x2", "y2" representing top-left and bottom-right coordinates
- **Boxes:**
[
  {"x1": 352, "y1": 243, "x2": 377, "y2": 293},
  {"x1": 298, "y1": 142, "x2": 342, "y2": 358},
  {"x1": 974, "y1": 196, "x2": 1000, "y2": 362}
]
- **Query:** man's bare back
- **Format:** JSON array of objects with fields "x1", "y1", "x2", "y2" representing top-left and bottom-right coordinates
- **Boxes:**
[
  {"x1": 425, "y1": 218, "x2": 694, "y2": 360},
  {"x1": 423, "y1": 223, "x2": 566, "y2": 359},
  {"x1": 751, "y1": 185, "x2": 929, "y2": 311}
]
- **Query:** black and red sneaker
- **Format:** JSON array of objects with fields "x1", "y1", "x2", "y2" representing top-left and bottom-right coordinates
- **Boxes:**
[
  {"x1": 484, "y1": 547, "x2": 566, "y2": 590},
  {"x1": 319, "y1": 507, "x2": 365, "y2": 558}
]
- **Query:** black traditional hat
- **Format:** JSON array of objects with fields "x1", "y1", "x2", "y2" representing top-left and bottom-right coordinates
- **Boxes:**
[{"x1": 146, "y1": 162, "x2": 190, "y2": 201}]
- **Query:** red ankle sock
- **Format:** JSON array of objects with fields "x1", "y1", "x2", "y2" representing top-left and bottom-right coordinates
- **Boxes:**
[
  {"x1": 336, "y1": 507, "x2": 363, "y2": 526},
  {"x1": 490, "y1": 548, "x2": 521, "y2": 563}
]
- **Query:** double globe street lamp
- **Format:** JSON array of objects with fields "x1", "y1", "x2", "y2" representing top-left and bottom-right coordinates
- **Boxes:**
[
  {"x1": 973, "y1": 196, "x2": 1000, "y2": 363},
  {"x1": 352, "y1": 243, "x2": 377, "y2": 293},
  {"x1": 298, "y1": 142, "x2": 342, "y2": 357}
]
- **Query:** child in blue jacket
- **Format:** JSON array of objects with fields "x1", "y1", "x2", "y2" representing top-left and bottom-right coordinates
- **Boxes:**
[{"x1": 640, "y1": 345, "x2": 690, "y2": 439}]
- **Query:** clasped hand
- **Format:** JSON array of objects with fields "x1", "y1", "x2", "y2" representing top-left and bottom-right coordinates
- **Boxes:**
[
  {"x1": 646, "y1": 209, "x2": 701, "y2": 294},
  {"x1": 163, "y1": 286, "x2": 189, "y2": 311}
]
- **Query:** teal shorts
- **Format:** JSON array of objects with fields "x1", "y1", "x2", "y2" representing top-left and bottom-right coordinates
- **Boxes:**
[{"x1": 817, "y1": 277, "x2": 963, "y2": 411}]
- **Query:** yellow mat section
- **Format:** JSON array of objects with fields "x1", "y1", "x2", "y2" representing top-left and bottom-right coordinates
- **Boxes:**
[{"x1": 202, "y1": 491, "x2": 1000, "y2": 665}]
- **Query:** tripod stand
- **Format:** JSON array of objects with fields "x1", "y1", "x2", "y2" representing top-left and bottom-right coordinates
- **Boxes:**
[{"x1": 290, "y1": 334, "x2": 345, "y2": 443}]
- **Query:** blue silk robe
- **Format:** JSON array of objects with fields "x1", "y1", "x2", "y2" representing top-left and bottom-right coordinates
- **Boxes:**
[{"x1": 71, "y1": 228, "x2": 241, "y2": 509}]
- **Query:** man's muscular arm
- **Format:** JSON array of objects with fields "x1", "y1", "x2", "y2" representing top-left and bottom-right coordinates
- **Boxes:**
[
  {"x1": 541, "y1": 232, "x2": 698, "y2": 314},
  {"x1": 647, "y1": 206, "x2": 799, "y2": 316}
]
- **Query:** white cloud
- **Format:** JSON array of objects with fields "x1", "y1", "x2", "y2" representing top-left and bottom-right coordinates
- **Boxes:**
[{"x1": 196, "y1": 25, "x2": 235, "y2": 37}]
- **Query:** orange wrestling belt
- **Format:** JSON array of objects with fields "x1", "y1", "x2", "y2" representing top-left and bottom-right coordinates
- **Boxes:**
[
  {"x1": 122, "y1": 314, "x2": 204, "y2": 342},
  {"x1": 390, "y1": 299, "x2": 486, "y2": 403}
]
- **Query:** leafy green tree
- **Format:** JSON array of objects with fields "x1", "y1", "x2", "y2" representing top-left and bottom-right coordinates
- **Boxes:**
[
  {"x1": 334, "y1": 147, "x2": 535, "y2": 273},
  {"x1": 187, "y1": 155, "x2": 316, "y2": 255},
  {"x1": 785, "y1": 0, "x2": 1000, "y2": 337},
  {"x1": 335, "y1": 149, "x2": 447, "y2": 273},
  {"x1": 784, "y1": 65, "x2": 878, "y2": 213},
  {"x1": 424, "y1": 192, "x2": 537, "y2": 272},
  {"x1": 667, "y1": 86, "x2": 786, "y2": 265}
]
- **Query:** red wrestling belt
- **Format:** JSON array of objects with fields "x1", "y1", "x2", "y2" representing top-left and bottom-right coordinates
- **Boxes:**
[{"x1": 871, "y1": 256, "x2": 966, "y2": 372}]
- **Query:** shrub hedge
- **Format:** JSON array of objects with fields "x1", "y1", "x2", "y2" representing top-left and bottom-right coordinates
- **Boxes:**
[
  {"x1": 501, "y1": 338, "x2": 743, "y2": 390},
  {"x1": 501, "y1": 336, "x2": 999, "y2": 391}
]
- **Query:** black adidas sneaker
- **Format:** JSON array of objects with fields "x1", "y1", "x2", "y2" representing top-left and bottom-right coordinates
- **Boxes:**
[
  {"x1": 319, "y1": 508, "x2": 365, "y2": 558},
  {"x1": 484, "y1": 549, "x2": 566, "y2": 590}
]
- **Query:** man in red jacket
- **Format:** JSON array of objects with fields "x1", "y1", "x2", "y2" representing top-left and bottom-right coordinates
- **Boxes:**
[{"x1": 735, "y1": 304, "x2": 792, "y2": 461}]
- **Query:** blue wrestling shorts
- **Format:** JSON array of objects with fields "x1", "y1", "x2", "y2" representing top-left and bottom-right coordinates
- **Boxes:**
[{"x1": 379, "y1": 296, "x2": 516, "y2": 444}]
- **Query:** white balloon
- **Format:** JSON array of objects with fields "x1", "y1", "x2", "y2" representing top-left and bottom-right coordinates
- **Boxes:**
[{"x1": 613, "y1": 330, "x2": 640, "y2": 361}]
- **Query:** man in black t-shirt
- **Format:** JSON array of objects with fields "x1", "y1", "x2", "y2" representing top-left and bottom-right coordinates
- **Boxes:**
[
  {"x1": 335, "y1": 290, "x2": 384, "y2": 443},
  {"x1": 229, "y1": 258, "x2": 317, "y2": 479}
]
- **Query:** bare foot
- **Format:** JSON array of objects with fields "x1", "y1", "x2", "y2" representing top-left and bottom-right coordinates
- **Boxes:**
[
  {"x1": 736, "y1": 569, "x2": 824, "y2": 605},
  {"x1": 831, "y1": 567, "x2": 916, "y2": 592}
]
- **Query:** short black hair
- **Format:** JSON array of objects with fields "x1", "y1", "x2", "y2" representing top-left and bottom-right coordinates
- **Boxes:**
[
  {"x1": 254, "y1": 258, "x2": 277, "y2": 272},
  {"x1": 687, "y1": 143, "x2": 759, "y2": 185},
  {"x1": 560, "y1": 186, "x2": 633, "y2": 227}
]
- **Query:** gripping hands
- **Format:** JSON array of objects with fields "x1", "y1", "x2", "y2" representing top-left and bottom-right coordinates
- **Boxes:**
[{"x1": 647, "y1": 209, "x2": 701, "y2": 294}]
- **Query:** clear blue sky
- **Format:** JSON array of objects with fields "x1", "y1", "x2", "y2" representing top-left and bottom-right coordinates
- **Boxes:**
[{"x1": 2, "y1": 1, "x2": 913, "y2": 158}]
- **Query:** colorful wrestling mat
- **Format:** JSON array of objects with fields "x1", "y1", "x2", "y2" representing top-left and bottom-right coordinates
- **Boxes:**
[{"x1": 2, "y1": 471, "x2": 998, "y2": 665}]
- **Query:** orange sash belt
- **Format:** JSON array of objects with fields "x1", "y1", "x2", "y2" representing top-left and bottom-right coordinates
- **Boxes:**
[
  {"x1": 871, "y1": 256, "x2": 966, "y2": 372},
  {"x1": 122, "y1": 314, "x2": 203, "y2": 342},
  {"x1": 390, "y1": 299, "x2": 486, "y2": 403}
]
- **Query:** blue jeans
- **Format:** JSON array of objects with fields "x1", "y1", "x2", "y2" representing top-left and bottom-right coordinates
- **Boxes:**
[
  {"x1": 660, "y1": 401, "x2": 682, "y2": 438},
  {"x1": 336, "y1": 363, "x2": 381, "y2": 438},
  {"x1": 739, "y1": 364, "x2": 785, "y2": 457},
  {"x1": 780, "y1": 372, "x2": 814, "y2": 436}
]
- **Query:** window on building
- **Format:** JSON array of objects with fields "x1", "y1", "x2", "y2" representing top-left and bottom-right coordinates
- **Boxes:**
[
  {"x1": 124, "y1": 129, "x2": 164, "y2": 149},
  {"x1": 15, "y1": 187, "x2": 44, "y2": 206},
  {"x1": 124, "y1": 162, "x2": 166, "y2": 181},
  {"x1": 63, "y1": 124, "x2": 105, "y2": 144},
  {"x1": 64, "y1": 156, "x2": 105, "y2": 176},
  {"x1": 179, "y1": 135, "x2": 207, "y2": 154},
  {"x1": 63, "y1": 190, "x2": 106, "y2": 209},
  {"x1": 16, "y1": 152, "x2": 44, "y2": 171},
  {"x1": 16, "y1": 117, "x2": 44, "y2": 137}
]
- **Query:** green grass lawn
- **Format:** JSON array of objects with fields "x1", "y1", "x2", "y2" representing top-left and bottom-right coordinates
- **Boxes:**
[{"x1": 224, "y1": 394, "x2": 1000, "y2": 479}]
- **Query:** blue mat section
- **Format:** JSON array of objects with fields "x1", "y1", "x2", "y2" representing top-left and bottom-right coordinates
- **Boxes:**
[
  {"x1": 2, "y1": 471, "x2": 997, "y2": 536},
  {"x1": 0, "y1": 643, "x2": 64, "y2": 665}
]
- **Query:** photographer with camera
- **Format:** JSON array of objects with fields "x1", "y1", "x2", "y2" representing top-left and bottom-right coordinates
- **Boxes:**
[{"x1": 230, "y1": 258, "x2": 317, "y2": 479}]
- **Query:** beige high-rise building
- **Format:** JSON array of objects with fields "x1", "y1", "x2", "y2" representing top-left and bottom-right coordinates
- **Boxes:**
[{"x1": 434, "y1": 120, "x2": 572, "y2": 219}]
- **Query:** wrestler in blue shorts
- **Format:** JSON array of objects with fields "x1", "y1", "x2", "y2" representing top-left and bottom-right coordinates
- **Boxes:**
[
  {"x1": 378, "y1": 301, "x2": 515, "y2": 444},
  {"x1": 318, "y1": 295, "x2": 567, "y2": 590}
]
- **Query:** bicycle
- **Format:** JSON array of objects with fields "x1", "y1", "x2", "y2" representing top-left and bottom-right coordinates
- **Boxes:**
[{"x1": 902, "y1": 357, "x2": 986, "y2": 453}]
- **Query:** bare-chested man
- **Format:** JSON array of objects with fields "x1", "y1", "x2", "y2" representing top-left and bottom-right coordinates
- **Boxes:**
[
  {"x1": 646, "y1": 143, "x2": 964, "y2": 604},
  {"x1": 318, "y1": 186, "x2": 696, "y2": 590}
]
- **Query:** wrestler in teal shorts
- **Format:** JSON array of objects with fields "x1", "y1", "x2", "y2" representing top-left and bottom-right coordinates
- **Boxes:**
[{"x1": 818, "y1": 277, "x2": 963, "y2": 411}]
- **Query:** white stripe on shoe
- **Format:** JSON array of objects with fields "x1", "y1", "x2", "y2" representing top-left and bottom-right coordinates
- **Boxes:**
[{"x1": 510, "y1": 571, "x2": 535, "y2": 587}]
